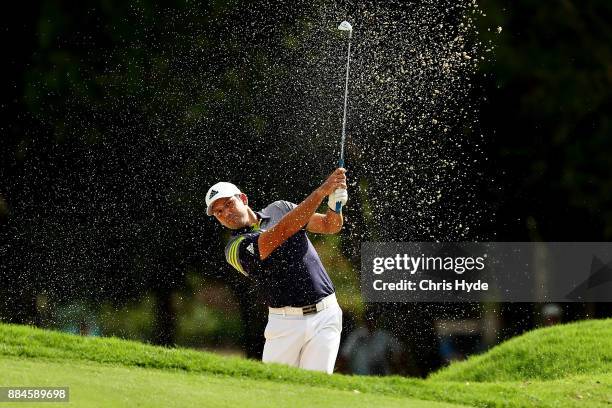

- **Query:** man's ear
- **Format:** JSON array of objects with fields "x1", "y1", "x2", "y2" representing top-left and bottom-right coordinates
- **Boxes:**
[{"x1": 238, "y1": 193, "x2": 248, "y2": 206}]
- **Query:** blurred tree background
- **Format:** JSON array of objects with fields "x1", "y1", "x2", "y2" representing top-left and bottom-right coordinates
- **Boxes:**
[{"x1": 1, "y1": 0, "x2": 611, "y2": 376}]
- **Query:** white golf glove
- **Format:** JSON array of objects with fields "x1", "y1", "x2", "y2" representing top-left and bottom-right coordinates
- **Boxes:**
[{"x1": 328, "y1": 189, "x2": 348, "y2": 212}]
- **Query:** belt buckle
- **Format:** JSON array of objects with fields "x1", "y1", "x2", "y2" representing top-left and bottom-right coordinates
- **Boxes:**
[{"x1": 302, "y1": 304, "x2": 317, "y2": 316}]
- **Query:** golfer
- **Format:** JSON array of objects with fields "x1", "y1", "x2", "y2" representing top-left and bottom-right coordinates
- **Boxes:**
[{"x1": 206, "y1": 168, "x2": 348, "y2": 374}]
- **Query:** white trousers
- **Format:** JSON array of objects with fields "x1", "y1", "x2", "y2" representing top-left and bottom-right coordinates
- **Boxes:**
[{"x1": 262, "y1": 304, "x2": 342, "y2": 374}]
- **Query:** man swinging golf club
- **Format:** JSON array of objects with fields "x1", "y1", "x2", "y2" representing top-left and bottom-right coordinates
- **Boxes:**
[
  {"x1": 207, "y1": 20, "x2": 353, "y2": 374},
  {"x1": 206, "y1": 169, "x2": 348, "y2": 373}
]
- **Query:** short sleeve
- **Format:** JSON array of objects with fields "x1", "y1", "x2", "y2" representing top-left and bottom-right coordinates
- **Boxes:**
[
  {"x1": 279, "y1": 200, "x2": 297, "y2": 212},
  {"x1": 225, "y1": 233, "x2": 261, "y2": 276},
  {"x1": 266, "y1": 200, "x2": 297, "y2": 216},
  {"x1": 266, "y1": 200, "x2": 309, "y2": 232}
]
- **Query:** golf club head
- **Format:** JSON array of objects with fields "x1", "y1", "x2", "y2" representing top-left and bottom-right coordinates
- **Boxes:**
[{"x1": 338, "y1": 21, "x2": 352, "y2": 32}]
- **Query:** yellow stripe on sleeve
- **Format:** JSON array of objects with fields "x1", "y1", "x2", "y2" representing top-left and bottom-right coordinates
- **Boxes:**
[
  {"x1": 231, "y1": 239, "x2": 241, "y2": 268},
  {"x1": 226, "y1": 236, "x2": 247, "y2": 276}
]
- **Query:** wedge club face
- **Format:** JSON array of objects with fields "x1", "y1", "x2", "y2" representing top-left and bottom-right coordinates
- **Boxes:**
[{"x1": 338, "y1": 21, "x2": 352, "y2": 32}]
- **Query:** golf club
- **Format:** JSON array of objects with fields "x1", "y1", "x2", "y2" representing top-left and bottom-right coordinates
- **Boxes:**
[{"x1": 336, "y1": 20, "x2": 352, "y2": 212}]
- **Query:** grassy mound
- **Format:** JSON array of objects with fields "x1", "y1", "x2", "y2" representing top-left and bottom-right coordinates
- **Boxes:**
[
  {"x1": 430, "y1": 319, "x2": 612, "y2": 382},
  {"x1": 1, "y1": 320, "x2": 611, "y2": 407}
]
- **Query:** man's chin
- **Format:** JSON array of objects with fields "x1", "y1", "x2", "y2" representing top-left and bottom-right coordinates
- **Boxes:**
[{"x1": 226, "y1": 220, "x2": 246, "y2": 230}]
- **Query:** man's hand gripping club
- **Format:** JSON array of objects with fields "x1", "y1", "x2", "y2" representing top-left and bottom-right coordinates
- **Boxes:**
[{"x1": 258, "y1": 168, "x2": 348, "y2": 260}]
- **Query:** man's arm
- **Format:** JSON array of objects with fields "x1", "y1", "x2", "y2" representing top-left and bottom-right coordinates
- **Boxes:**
[
  {"x1": 306, "y1": 209, "x2": 343, "y2": 234},
  {"x1": 258, "y1": 168, "x2": 347, "y2": 260}
]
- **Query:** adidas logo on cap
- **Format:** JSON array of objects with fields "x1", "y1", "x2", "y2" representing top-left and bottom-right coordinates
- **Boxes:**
[{"x1": 209, "y1": 189, "x2": 219, "y2": 199}]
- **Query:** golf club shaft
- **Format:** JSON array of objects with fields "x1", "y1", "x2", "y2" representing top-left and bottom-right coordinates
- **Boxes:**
[
  {"x1": 336, "y1": 31, "x2": 352, "y2": 212},
  {"x1": 340, "y1": 31, "x2": 352, "y2": 165}
]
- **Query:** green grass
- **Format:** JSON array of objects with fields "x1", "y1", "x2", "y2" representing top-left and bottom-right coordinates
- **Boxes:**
[
  {"x1": 0, "y1": 320, "x2": 611, "y2": 407},
  {"x1": 0, "y1": 358, "x2": 460, "y2": 408},
  {"x1": 430, "y1": 318, "x2": 612, "y2": 382}
]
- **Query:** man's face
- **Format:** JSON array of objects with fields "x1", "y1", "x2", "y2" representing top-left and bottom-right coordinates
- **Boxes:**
[{"x1": 211, "y1": 194, "x2": 250, "y2": 229}]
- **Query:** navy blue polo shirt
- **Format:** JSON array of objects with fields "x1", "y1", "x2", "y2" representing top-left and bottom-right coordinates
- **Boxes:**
[{"x1": 224, "y1": 200, "x2": 335, "y2": 308}]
